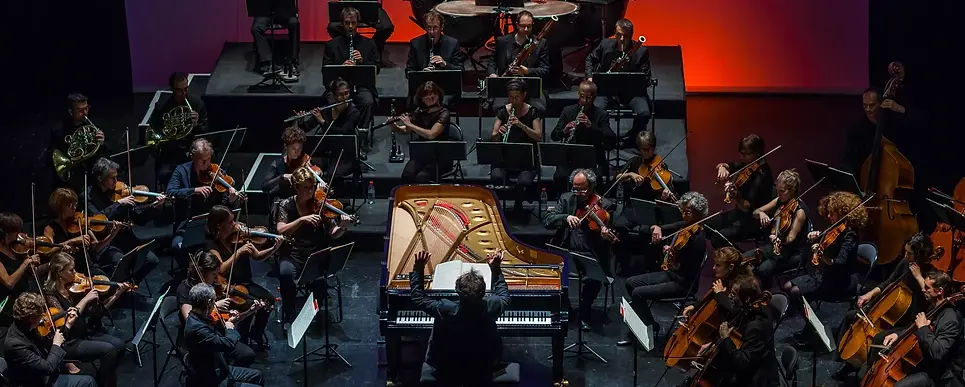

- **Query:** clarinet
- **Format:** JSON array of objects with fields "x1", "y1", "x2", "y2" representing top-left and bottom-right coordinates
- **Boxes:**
[
  {"x1": 347, "y1": 33, "x2": 355, "y2": 65},
  {"x1": 501, "y1": 107, "x2": 515, "y2": 143},
  {"x1": 564, "y1": 106, "x2": 583, "y2": 144},
  {"x1": 428, "y1": 45, "x2": 435, "y2": 70}
]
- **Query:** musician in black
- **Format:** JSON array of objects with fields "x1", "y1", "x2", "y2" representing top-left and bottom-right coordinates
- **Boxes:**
[
  {"x1": 543, "y1": 169, "x2": 617, "y2": 330},
  {"x1": 710, "y1": 275, "x2": 779, "y2": 387},
  {"x1": 550, "y1": 80, "x2": 614, "y2": 192},
  {"x1": 323, "y1": 7, "x2": 380, "y2": 128},
  {"x1": 615, "y1": 130, "x2": 673, "y2": 202},
  {"x1": 832, "y1": 233, "x2": 934, "y2": 379},
  {"x1": 617, "y1": 191, "x2": 707, "y2": 343},
  {"x1": 149, "y1": 72, "x2": 209, "y2": 189},
  {"x1": 410, "y1": 250, "x2": 510, "y2": 386},
  {"x1": 43, "y1": 188, "x2": 113, "y2": 277},
  {"x1": 840, "y1": 87, "x2": 920, "y2": 178},
  {"x1": 0, "y1": 213, "x2": 42, "y2": 323},
  {"x1": 298, "y1": 79, "x2": 361, "y2": 180},
  {"x1": 751, "y1": 169, "x2": 810, "y2": 290},
  {"x1": 487, "y1": 10, "x2": 550, "y2": 113},
  {"x1": 326, "y1": 1, "x2": 394, "y2": 63},
  {"x1": 249, "y1": 0, "x2": 299, "y2": 76},
  {"x1": 49, "y1": 93, "x2": 105, "y2": 191},
  {"x1": 709, "y1": 134, "x2": 774, "y2": 248},
  {"x1": 83, "y1": 157, "x2": 163, "y2": 285},
  {"x1": 275, "y1": 167, "x2": 353, "y2": 323},
  {"x1": 406, "y1": 11, "x2": 464, "y2": 76},
  {"x1": 585, "y1": 19, "x2": 651, "y2": 148},
  {"x1": 866, "y1": 270, "x2": 965, "y2": 387},
  {"x1": 491, "y1": 79, "x2": 543, "y2": 214},
  {"x1": 393, "y1": 81, "x2": 453, "y2": 183}
]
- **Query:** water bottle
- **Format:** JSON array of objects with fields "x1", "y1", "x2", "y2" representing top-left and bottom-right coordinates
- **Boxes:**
[
  {"x1": 616, "y1": 183, "x2": 625, "y2": 204},
  {"x1": 539, "y1": 188, "x2": 548, "y2": 209},
  {"x1": 367, "y1": 181, "x2": 376, "y2": 204}
]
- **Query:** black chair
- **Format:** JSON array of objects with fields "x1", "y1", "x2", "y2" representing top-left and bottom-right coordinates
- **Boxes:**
[
  {"x1": 437, "y1": 123, "x2": 466, "y2": 182},
  {"x1": 770, "y1": 292, "x2": 789, "y2": 330},
  {"x1": 777, "y1": 344, "x2": 799, "y2": 387}
]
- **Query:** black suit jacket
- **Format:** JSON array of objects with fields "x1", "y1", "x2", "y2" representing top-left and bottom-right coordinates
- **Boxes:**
[
  {"x1": 182, "y1": 311, "x2": 240, "y2": 387},
  {"x1": 406, "y1": 34, "x2": 465, "y2": 75},
  {"x1": 487, "y1": 34, "x2": 551, "y2": 79},
  {"x1": 323, "y1": 35, "x2": 380, "y2": 91},
  {"x1": 914, "y1": 305, "x2": 965, "y2": 387},
  {"x1": 164, "y1": 161, "x2": 238, "y2": 229},
  {"x1": 719, "y1": 309, "x2": 780, "y2": 387},
  {"x1": 2, "y1": 323, "x2": 68, "y2": 387},
  {"x1": 585, "y1": 38, "x2": 652, "y2": 80}
]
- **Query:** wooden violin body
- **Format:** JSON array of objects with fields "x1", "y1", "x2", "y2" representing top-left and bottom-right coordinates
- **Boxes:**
[
  {"x1": 724, "y1": 162, "x2": 760, "y2": 204},
  {"x1": 575, "y1": 195, "x2": 611, "y2": 232},
  {"x1": 640, "y1": 155, "x2": 674, "y2": 196},
  {"x1": 112, "y1": 181, "x2": 162, "y2": 203},
  {"x1": 67, "y1": 212, "x2": 131, "y2": 236},
  {"x1": 771, "y1": 200, "x2": 798, "y2": 255},
  {"x1": 838, "y1": 281, "x2": 914, "y2": 367},
  {"x1": 36, "y1": 307, "x2": 67, "y2": 337},
  {"x1": 930, "y1": 178, "x2": 965, "y2": 282},
  {"x1": 10, "y1": 233, "x2": 62, "y2": 255},
  {"x1": 199, "y1": 163, "x2": 240, "y2": 194},
  {"x1": 663, "y1": 225, "x2": 697, "y2": 271},
  {"x1": 812, "y1": 223, "x2": 847, "y2": 266}
]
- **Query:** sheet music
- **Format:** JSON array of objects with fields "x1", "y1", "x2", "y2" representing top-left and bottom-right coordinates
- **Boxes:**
[
  {"x1": 801, "y1": 296, "x2": 834, "y2": 352},
  {"x1": 132, "y1": 288, "x2": 170, "y2": 346},
  {"x1": 621, "y1": 297, "x2": 653, "y2": 351},
  {"x1": 430, "y1": 261, "x2": 492, "y2": 290},
  {"x1": 288, "y1": 292, "x2": 319, "y2": 349}
]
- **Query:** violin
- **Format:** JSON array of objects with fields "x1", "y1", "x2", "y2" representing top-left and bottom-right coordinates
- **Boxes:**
[
  {"x1": 770, "y1": 200, "x2": 798, "y2": 256},
  {"x1": 811, "y1": 223, "x2": 847, "y2": 266},
  {"x1": 722, "y1": 146, "x2": 781, "y2": 204},
  {"x1": 311, "y1": 186, "x2": 356, "y2": 222},
  {"x1": 659, "y1": 211, "x2": 722, "y2": 271},
  {"x1": 575, "y1": 194, "x2": 616, "y2": 241},
  {"x1": 10, "y1": 233, "x2": 67, "y2": 255},
  {"x1": 286, "y1": 153, "x2": 310, "y2": 172},
  {"x1": 68, "y1": 272, "x2": 137, "y2": 294},
  {"x1": 639, "y1": 155, "x2": 676, "y2": 200},
  {"x1": 66, "y1": 212, "x2": 132, "y2": 236},
  {"x1": 215, "y1": 275, "x2": 259, "y2": 310},
  {"x1": 198, "y1": 164, "x2": 247, "y2": 200},
  {"x1": 112, "y1": 181, "x2": 163, "y2": 203},
  {"x1": 36, "y1": 306, "x2": 70, "y2": 337},
  {"x1": 228, "y1": 223, "x2": 289, "y2": 255}
]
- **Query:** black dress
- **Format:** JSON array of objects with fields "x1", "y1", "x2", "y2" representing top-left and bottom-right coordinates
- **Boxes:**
[
  {"x1": 491, "y1": 105, "x2": 541, "y2": 200},
  {"x1": 401, "y1": 107, "x2": 452, "y2": 183},
  {"x1": 275, "y1": 196, "x2": 338, "y2": 321},
  {"x1": 204, "y1": 237, "x2": 273, "y2": 343}
]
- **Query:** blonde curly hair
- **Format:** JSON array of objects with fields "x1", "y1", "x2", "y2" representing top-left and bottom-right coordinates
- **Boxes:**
[
  {"x1": 818, "y1": 191, "x2": 868, "y2": 229},
  {"x1": 776, "y1": 169, "x2": 801, "y2": 195}
]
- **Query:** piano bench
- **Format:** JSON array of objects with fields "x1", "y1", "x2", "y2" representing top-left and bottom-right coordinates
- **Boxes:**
[{"x1": 420, "y1": 362, "x2": 521, "y2": 384}]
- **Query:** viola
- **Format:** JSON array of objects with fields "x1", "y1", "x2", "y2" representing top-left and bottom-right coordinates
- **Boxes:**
[
  {"x1": 811, "y1": 223, "x2": 846, "y2": 266},
  {"x1": 228, "y1": 223, "x2": 289, "y2": 256},
  {"x1": 770, "y1": 200, "x2": 799, "y2": 256},
  {"x1": 10, "y1": 233, "x2": 66, "y2": 255},
  {"x1": 112, "y1": 181, "x2": 163, "y2": 203},
  {"x1": 216, "y1": 275, "x2": 259, "y2": 309},
  {"x1": 68, "y1": 272, "x2": 137, "y2": 294},
  {"x1": 662, "y1": 224, "x2": 699, "y2": 271},
  {"x1": 639, "y1": 155, "x2": 676, "y2": 200},
  {"x1": 574, "y1": 194, "x2": 617, "y2": 242},
  {"x1": 198, "y1": 163, "x2": 247, "y2": 200},
  {"x1": 722, "y1": 145, "x2": 782, "y2": 204},
  {"x1": 66, "y1": 212, "x2": 132, "y2": 236},
  {"x1": 929, "y1": 181, "x2": 965, "y2": 282},
  {"x1": 311, "y1": 186, "x2": 356, "y2": 222},
  {"x1": 36, "y1": 306, "x2": 68, "y2": 337}
]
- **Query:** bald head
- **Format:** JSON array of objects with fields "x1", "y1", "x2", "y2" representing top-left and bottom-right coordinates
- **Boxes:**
[{"x1": 578, "y1": 80, "x2": 597, "y2": 107}]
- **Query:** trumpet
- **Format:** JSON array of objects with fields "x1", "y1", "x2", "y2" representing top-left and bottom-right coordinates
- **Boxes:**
[
  {"x1": 52, "y1": 116, "x2": 101, "y2": 182},
  {"x1": 563, "y1": 106, "x2": 583, "y2": 144},
  {"x1": 501, "y1": 107, "x2": 515, "y2": 143}
]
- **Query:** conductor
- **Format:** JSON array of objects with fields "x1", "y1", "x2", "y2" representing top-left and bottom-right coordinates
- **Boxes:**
[{"x1": 410, "y1": 250, "x2": 511, "y2": 387}]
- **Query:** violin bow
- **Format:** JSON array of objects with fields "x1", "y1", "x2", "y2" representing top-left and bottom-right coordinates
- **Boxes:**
[
  {"x1": 126, "y1": 129, "x2": 133, "y2": 194},
  {"x1": 928, "y1": 187, "x2": 965, "y2": 207},
  {"x1": 29, "y1": 183, "x2": 57, "y2": 333},
  {"x1": 80, "y1": 174, "x2": 94, "y2": 286},
  {"x1": 208, "y1": 126, "x2": 240, "y2": 190},
  {"x1": 722, "y1": 145, "x2": 783, "y2": 182},
  {"x1": 816, "y1": 194, "x2": 876, "y2": 240},
  {"x1": 317, "y1": 149, "x2": 344, "y2": 217},
  {"x1": 189, "y1": 250, "x2": 228, "y2": 329},
  {"x1": 660, "y1": 210, "x2": 724, "y2": 242}
]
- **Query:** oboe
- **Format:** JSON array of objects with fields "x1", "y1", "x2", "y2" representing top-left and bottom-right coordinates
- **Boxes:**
[
  {"x1": 564, "y1": 105, "x2": 583, "y2": 144},
  {"x1": 501, "y1": 107, "x2": 515, "y2": 143},
  {"x1": 347, "y1": 33, "x2": 356, "y2": 64}
]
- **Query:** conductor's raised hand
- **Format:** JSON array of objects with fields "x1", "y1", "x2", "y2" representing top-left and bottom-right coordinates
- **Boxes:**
[
  {"x1": 487, "y1": 250, "x2": 504, "y2": 269},
  {"x1": 414, "y1": 250, "x2": 431, "y2": 271}
]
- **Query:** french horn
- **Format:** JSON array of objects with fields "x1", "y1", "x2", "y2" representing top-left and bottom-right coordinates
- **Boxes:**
[
  {"x1": 52, "y1": 119, "x2": 101, "y2": 182},
  {"x1": 146, "y1": 100, "x2": 195, "y2": 147}
]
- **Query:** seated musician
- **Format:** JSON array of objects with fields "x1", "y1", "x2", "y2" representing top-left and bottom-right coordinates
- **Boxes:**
[
  {"x1": 491, "y1": 79, "x2": 543, "y2": 214},
  {"x1": 832, "y1": 233, "x2": 934, "y2": 379},
  {"x1": 585, "y1": 19, "x2": 651, "y2": 149},
  {"x1": 840, "y1": 87, "x2": 920, "y2": 177},
  {"x1": 620, "y1": 191, "x2": 708, "y2": 341},
  {"x1": 182, "y1": 283, "x2": 265, "y2": 387},
  {"x1": 410, "y1": 250, "x2": 510, "y2": 386},
  {"x1": 405, "y1": 11, "x2": 465, "y2": 76},
  {"x1": 394, "y1": 81, "x2": 453, "y2": 183},
  {"x1": 709, "y1": 134, "x2": 774, "y2": 248},
  {"x1": 205, "y1": 205, "x2": 279, "y2": 350},
  {"x1": 323, "y1": 7, "x2": 380, "y2": 127},
  {"x1": 782, "y1": 191, "x2": 867, "y2": 344},
  {"x1": 294, "y1": 79, "x2": 361, "y2": 178},
  {"x1": 84, "y1": 157, "x2": 163, "y2": 285},
  {"x1": 0, "y1": 213, "x2": 43, "y2": 311},
  {"x1": 487, "y1": 10, "x2": 551, "y2": 114},
  {"x1": 149, "y1": 72, "x2": 209, "y2": 188},
  {"x1": 166, "y1": 138, "x2": 242, "y2": 272},
  {"x1": 261, "y1": 126, "x2": 333, "y2": 205},
  {"x1": 752, "y1": 169, "x2": 810, "y2": 290},
  {"x1": 43, "y1": 252, "x2": 129, "y2": 387},
  {"x1": 326, "y1": 1, "x2": 394, "y2": 65},
  {"x1": 867, "y1": 270, "x2": 965, "y2": 387},
  {"x1": 44, "y1": 188, "x2": 114, "y2": 277},
  {"x1": 542, "y1": 169, "x2": 617, "y2": 330},
  {"x1": 48, "y1": 93, "x2": 105, "y2": 190},
  {"x1": 550, "y1": 80, "x2": 614, "y2": 192},
  {"x1": 249, "y1": 0, "x2": 299, "y2": 76},
  {"x1": 2, "y1": 292, "x2": 97, "y2": 387},
  {"x1": 177, "y1": 252, "x2": 258, "y2": 367},
  {"x1": 675, "y1": 247, "x2": 759, "y2": 327},
  {"x1": 615, "y1": 130, "x2": 672, "y2": 202},
  {"x1": 275, "y1": 167, "x2": 353, "y2": 323}
]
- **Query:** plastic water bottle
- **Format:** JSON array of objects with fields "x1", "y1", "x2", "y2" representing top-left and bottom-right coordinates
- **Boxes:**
[
  {"x1": 367, "y1": 181, "x2": 376, "y2": 204},
  {"x1": 616, "y1": 183, "x2": 625, "y2": 204},
  {"x1": 540, "y1": 188, "x2": 548, "y2": 209}
]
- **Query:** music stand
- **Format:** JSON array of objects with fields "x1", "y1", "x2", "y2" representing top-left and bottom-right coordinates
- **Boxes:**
[
  {"x1": 801, "y1": 296, "x2": 835, "y2": 387},
  {"x1": 805, "y1": 159, "x2": 864, "y2": 197},
  {"x1": 545, "y1": 244, "x2": 608, "y2": 363},
  {"x1": 328, "y1": 1, "x2": 382, "y2": 26},
  {"x1": 197, "y1": 127, "x2": 248, "y2": 153},
  {"x1": 593, "y1": 72, "x2": 650, "y2": 141},
  {"x1": 116, "y1": 239, "x2": 156, "y2": 353},
  {"x1": 621, "y1": 296, "x2": 653, "y2": 386},
  {"x1": 626, "y1": 198, "x2": 682, "y2": 226},
  {"x1": 408, "y1": 70, "x2": 463, "y2": 99},
  {"x1": 929, "y1": 199, "x2": 965, "y2": 231},
  {"x1": 307, "y1": 134, "x2": 366, "y2": 175},
  {"x1": 408, "y1": 141, "x2": 467, "y2": 182},
  {"x1": 289, "y1": 291, "x2": 321, "y2": 387},
  {"x1": 133, "y1": 287, "x2": 169, "y2": 380},
  {"x1": 475, "y1": 141, "x2": 535, "y2": 209},
  {"x1": 246, "y1": 0, "x2": 293, "y2": 94},
  {"x1": 322, "y1": 65, "x2": 378, "y2": 92},
  {"x1": 294, "y1": 242, "x2": 355, "y2": 367}
]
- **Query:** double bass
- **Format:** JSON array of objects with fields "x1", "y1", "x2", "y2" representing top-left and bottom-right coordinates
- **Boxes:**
[
  {"x1": 860, "y1": 61, "x2": 918, "y2": 265},
  {"x1": 928, "y1": 180, "x2": 965, "y2": 282}
]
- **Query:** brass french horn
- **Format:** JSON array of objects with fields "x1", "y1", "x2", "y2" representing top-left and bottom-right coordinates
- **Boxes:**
[
  {"x1": 52, "y1": 117, "x2": 101, "y2": 182},
  {"x1": 146, "y1": 99, "x2": 195, "y2": 147}
]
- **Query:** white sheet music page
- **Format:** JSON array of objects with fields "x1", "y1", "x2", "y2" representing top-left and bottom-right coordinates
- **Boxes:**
[
  {"x1": 801, "y1": 296, "x2": 834, "y2": 352},
  {"x1": 288, "y1": 292, "x2": 319, "y2": 349},
  {"x1": 621, "y1": 297, "x2": 653, "y2": 351},
  {"x1": 430, "y1": 261, "x2": 492, "y2": 290}
]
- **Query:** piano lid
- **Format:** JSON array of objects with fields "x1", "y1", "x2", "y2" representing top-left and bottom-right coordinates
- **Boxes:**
[{"x1": 382, "y1": 184, "x2": 564, "y2": 290}]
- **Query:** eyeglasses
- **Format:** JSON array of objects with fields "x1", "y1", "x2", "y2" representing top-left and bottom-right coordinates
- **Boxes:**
[{"x1": 571, "y1": 188, "x2": 589, "y2": 194}]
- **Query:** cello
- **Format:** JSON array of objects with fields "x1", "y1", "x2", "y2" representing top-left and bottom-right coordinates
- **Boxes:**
[
  {"x1": 860, "y1": 61, "x2": 918, "y2": 265},
  {"x1": 686, "y1": 291, "x2": 772, "y2": 387},
  {"x1": 928, "y1": 181, "x2": 965, "y2": 282}
]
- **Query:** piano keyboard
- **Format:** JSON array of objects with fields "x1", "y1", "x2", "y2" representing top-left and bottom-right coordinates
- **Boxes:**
[{"x1": 395, "y1": 310, "x2": 554, "y2": 327}]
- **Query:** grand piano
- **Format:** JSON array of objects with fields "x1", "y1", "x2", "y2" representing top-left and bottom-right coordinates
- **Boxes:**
[{"x1": 379, "y1": 185, "x2": 569, "y2": 386}]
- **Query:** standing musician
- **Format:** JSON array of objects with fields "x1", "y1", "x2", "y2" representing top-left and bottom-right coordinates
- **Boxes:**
[
  {"x1": 487, "y1": 10, "x2": 551, "y2": 113},
  {"x1": 752, "y1": 169, "x2": 810, "y2": 290},
  {"x1": 149, "y1": 72, "x2": 209, "y2": 188},
  {"x1": 275, "y1": 167, "x2": 353, "y2": 323},
  {"x1": 550, "y1": 80, "x2": 614, "y2": 191},
  {"x1": 782, "y1": 191, "x2": 867, "y2": 343},
  {"x1": 841, "y1": 87, "x2": 920, "y2": 177},
  {"x1": 44, "y1": 188, "x2": 115, "y2": 277},
  {"x1": 410, "y1": 250, "x2": 510, "y2": 386},
  {"x1": 43, "y1": 253, "x2": 129, "y2": 387},
  {"x1": 1, "y1": 292, "x2": 97, "y2": 387},
  {"x1": 542, "y1": 169, "x2": 617, "y2": 330},
  {"x1": 619, "y1": 191, "x2": 708, "y2": 342},
  {"x1": 710, "y1": 134, "x2": 775, "y2": 248},
  {"x1": 326, "y1": 1, "x2": 394, "y2": 64},
  {"x1": 205, "y1": 205, "x2": 279, "y2": 350},
  {"x1": 176, "y1": 252, "x2": 257, "y2": 367},
  {"x1": 832, "y1": 233, "x2": 934, "y2": 379},
  {"x1": 182, "y1": 283, "x2": 265, "y2": 387},
  {"x1": 84, "y1": 157, "x2": 163, "y2": 285},
  {"x1": 491, "y1": 79, "x2": 543, "y2": 214},
  {"x1": 866, "y1": 270, "x2": 965, "y2": 387},
  {"x1": 405, "y1": 11, "x2": 465, "y2": 76},
  {"x1": 323, "y1": 7, "x2": 380, "y2": 127},
  {"x1": 166, "y1": 138, "x2": 243, "y2": 270},
  {"x1": 0, "y1": 213, "x2": 43, "y2": 308},
  {"x1": 249, "y1": 0, "x2": 300, "y2": 76},
  {"x1": 49, "y1": 93, "x2": 105, "y2": 190},
  {"x1": 393, "y1": 81, "x2": 452, "y2": 183},
  {"x1": 585, "y1": 19, "x2": 652, "y2": 148}
]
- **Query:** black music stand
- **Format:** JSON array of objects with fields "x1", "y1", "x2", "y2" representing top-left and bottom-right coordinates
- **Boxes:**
[
  {"x1": 294, "y1": 242, "x2": 354, "y2": 366},
  {"x1": 134, "y1": 287, "x2": 169, "y2": 386},
  {"x1": 594, "y1": 72, "x2": 649, "y2": 143},
  {"x1": 475, "y1": 142, "x2": 536, "y2": 209},
  {"x1": 408, "y1": 70, "x2": 463, "y2": 100},
  {"x1": 322, "y1": 65, "x2": 378, "y2": 92},
  {"x1": 546, "y1": 244, "x2": 608, "y2": 364},
  {"x1": 197, "y1": 127, "x2": 248, "y2": 153},
  {"x1": 328, "y1": 1, "x2": 382, "y2": 26},
  {"x1": 117, "y1": 239, "x2": 156, "y2": 356},
  {"x1": 801, "y1": 296, "x2": 835, "y2": 387},
  {"x1": 538, "y1": 142, "x2": 595, "y2": 213},
  {"x1": 314, "y1": 134, "x2": 367, "y2": 203},
  {"x1": 929, "y1": 199, "x2": 965, "y2": 231},
  {"x1": 247, "y1": 0, "x2": 293, "y2": 93},
  {"x1": 805, "y1": 159, "x2": 864, "y2": 197},
  {"x1": 408, "y1": 141, "x2": 467, "y2": 182}
]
